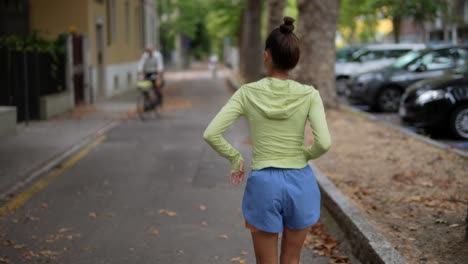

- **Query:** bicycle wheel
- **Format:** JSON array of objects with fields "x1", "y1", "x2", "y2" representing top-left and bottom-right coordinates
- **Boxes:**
[{"x1": 136, "y1": 91, "x2": 152, "y2": 120}]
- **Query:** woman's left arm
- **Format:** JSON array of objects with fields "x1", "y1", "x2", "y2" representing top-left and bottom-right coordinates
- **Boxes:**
[{"x1": 203, "y1": 89, "x2": 245, "y2": 173}]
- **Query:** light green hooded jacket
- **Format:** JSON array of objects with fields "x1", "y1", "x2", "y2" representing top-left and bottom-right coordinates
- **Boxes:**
[{"x1": 203, "y1": 77, "x2": 331, "y2": 173}]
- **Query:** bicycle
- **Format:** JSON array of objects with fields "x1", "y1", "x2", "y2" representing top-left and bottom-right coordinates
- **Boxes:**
[{"x1": 136, "y1": 80, "x2": 160, "y2": 120}]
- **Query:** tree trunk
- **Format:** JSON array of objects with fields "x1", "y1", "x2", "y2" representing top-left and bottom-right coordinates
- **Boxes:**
[
  {"x1": 239, "y1": 0, "x2": 263, "y2": 83},
  {"x1": 267, "y1": 0, "x2": 286, "y2": 34},
  {"x1": 292, "y1": 0, "x2": 339, "y2": 108},
  {"x1": 392, "y1": 16, "x2": 402, "y2": 43}
]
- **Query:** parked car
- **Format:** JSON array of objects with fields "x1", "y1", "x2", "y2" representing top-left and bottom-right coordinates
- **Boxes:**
[
  {"x1": 347, "y1": 45, "x2": 468, "y2": 112},
  {"x1": 336, "y1": 43, "x2": 426, "y2": 94},
  {"x1": 399, "y1": 65, "x2": 468, "y2": 139},
  {"x1": 336, "y1": 45, "x2": 364, "y2": 63}
]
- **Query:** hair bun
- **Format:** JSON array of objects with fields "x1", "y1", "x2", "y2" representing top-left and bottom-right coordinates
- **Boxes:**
[{"x1": 279, "y1": 16, "x2": 295, "y2": 34}]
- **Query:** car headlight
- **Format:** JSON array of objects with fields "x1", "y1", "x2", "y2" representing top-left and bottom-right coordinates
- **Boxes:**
[
  {"x1": 356, "y1": 73, "x2": 383, "y2": 83},
  {"x1": 415, "y1": 90, "x2": 445, "y2": 105}
]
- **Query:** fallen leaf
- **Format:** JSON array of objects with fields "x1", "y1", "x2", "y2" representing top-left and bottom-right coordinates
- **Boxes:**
[
  {"x1": 218, "y1": 234, "x2": 229, "y2": 239},
  {"x1": 0, "y1": 257, "x2": 11, "y2": 263},
  {"x1": 407, "y1": 196, "x2": 422, "y2": 202},
  {"x1": 2, "y1": 240, "x2": 14, "y2": 247},
  {"x1": 22, "y1": 250, "x2": 37, "y2": 260},
  {"x1": 231, "y1": 257, "x2": 247, "y2": 263},
  {"x1": 38, "y1": 250, "x2": 60, "y2": 258},
  {"x1": 199, "y1": 204, "x2": 207, "y2": 211},
  {"x1": 150, "y1": 228, "x2": 159, "y2": 236},
  {"x1": 40, "y1": 203, "x2": 49, "y2": 209},
  {"x1": 88, "y1": 212, "x2": 97, "y2": 218},
  {"x1": 240, "y1": 250, "x2": 248, "y2": 255},
  {"x1": 419, "y1": 180, "x2": 434, "y2": 188},
  {"x1": 158, "y1": 209, "x2": 177, "y2": 216},
  {"x1": 58, "y1": 228, "x2": 70, "y2": 233},
  {"x1": 26, "y1": 215, "x2": 39, "y2": 221},
  {"x1": 14, "y1": 244, "x2": 26, "y2": 249}
]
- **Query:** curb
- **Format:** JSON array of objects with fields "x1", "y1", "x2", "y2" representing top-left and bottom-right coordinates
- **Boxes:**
[
  {"x1": 226, "y1": 73, "x2": 404, "y2": 263},
  {"x1": 311, "y1": 164, "x2": 407, "y2": 264},
  {"x1": 341, "y1": 105, "x2": 468, "y2": 159},
  {"x1": 0, "y1": 121, "x2": 119, "y2": 200}
]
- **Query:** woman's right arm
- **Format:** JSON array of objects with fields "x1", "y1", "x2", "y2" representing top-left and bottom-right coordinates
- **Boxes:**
[
  {"x1": 303, "y1": 91, "x2": 332, "y2": 160},
  {"x1": 203, "y1": 89, "x2": 244, "y2": 173}
]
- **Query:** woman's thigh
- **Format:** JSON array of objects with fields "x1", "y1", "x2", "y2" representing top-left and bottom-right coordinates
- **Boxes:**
[
  {"x1": 251, "y1": 231, "x2": 279, "y2": 264},
  {"x1": 280, "y1": 227, "x2": 310, "y2": 263}
]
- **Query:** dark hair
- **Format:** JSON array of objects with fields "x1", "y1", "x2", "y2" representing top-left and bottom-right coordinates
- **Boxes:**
[{"x1": 265, "y1": 16, "x2": 300, "y2": 71}]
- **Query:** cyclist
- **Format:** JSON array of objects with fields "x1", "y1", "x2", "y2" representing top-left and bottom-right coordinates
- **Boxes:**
[{"x1": 138, "y1": 46, "x2": 164, "y2": 108}]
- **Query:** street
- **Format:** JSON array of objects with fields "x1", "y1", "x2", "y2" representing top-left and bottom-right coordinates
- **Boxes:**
[{"x1": 0, "y1": 71, "x2": 357, "y2": 263}]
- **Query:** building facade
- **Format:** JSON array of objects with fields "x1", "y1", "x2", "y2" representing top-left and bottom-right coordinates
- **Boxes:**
[
  {"x1": 29, "y1": 0, "x2": 159, "y2": 99},
  {"x1": 398, "y1": 0, "x2": 468, "y2": 44}
]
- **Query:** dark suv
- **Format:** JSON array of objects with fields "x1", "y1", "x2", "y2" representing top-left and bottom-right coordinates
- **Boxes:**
[{"x1": 347, "y1": 45, "x2": 468, "y2": 112}]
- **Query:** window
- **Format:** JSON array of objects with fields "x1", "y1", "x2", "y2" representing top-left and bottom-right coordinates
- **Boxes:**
[
  {"x1": 135, "y1": 7, "x2": 142, "y2": 48},
  {"x1": 385, "y1": 49, "x2": 410, "y2": 59},
  {"x1": 106, "y1": 0, "x2": 117, "y2": 46},
  {"x1": 125, "y1": 1, "x2": 130, "y2": 43},
  {"x1": 425, "y1": 50, "x2": 455, "y2": 70},
  {"x1": 356, "y1": 50, "x2": 385, "y2": 62},
  {"x1": 409, "y1": 50, "x2": 456, "y2": 71}
]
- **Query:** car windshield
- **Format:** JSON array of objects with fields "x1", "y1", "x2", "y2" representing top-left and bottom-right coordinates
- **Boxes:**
[
  {"x1": 351, "y1": 50, "x2": 382, "y2": 62},
  {"x1": 336, "y1": 48, "x2": 358, "y2": 62},
  {"x1": 391, "y1": 51, "x2": 422, "y2": 69}
]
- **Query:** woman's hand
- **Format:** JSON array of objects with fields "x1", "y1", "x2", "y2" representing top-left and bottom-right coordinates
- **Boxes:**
[{"x1": 229, "y1": 160, "x2": 244, "y2": 185}]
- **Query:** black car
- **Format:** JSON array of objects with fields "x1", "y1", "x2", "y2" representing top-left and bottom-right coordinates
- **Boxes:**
[
  {"x1": 399, "y1": 65, "x2": 468, "y2": 139},
  {"x1": 347, "y1": 45, "x2": 468, "y2": 112}
]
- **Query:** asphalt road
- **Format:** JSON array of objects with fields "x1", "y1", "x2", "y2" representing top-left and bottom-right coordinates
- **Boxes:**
[{"x1": 0, "y1": 74, "x2": 357, "y2": 263}]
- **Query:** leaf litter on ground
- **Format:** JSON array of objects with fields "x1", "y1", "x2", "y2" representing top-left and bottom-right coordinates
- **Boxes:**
[
  {"x1": 158, "y1": 209, "x2": 177, "y2": 216},
  {"x1": 310, "y1": 109, "x2": 468, "y2": 264}
]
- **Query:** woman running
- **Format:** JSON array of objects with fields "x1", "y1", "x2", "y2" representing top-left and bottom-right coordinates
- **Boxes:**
[{"x1": 203, "y1": 17, "x2": 331, "y2": 264}]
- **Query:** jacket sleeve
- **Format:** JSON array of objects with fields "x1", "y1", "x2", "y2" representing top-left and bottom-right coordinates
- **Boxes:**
[
  {"x1": 203, "y1": 89, "x2": 244, "y2": 173},
  {"x1": 303, "y1": 90, "x2": 332, "y2": 160}
]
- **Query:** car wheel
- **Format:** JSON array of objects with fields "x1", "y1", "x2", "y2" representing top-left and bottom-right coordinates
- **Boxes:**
[
  {"x1": 377, "y1": 87, "x2": 403, "y2": 112},
  {"x1": 336, "y1": 77, "x2": 348, "y2": 95},
  {"x1": 450, "y1": 105, "x2": 468, "y2": 139}
]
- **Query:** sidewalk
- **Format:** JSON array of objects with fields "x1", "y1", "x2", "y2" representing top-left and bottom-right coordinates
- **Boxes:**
[{"x1": 0, "y1": 89, "x2": 138, "y2": 199}]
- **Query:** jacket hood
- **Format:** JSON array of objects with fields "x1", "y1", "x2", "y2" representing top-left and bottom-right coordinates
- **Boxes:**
[{"x1": 242, "y1": 77, "x2": 315, "y2": 120}]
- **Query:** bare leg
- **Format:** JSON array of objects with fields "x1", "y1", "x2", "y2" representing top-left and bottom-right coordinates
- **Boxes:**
[
  {"x1": 251, "y1": 230, "x2": 279, "y2": 264},
  {"x1": 280, "y1": 227, "x2": 309, "y2": 264}
]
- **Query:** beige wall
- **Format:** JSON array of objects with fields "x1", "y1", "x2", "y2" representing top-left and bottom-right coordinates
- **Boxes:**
[
  {"x1": 30, "y1": 0, "x2": 88, "y2": 40},
  {"x1": 31, "y1": 0, "x2": 143, "y2": 66},
  {"x1": 88, "y1": 0, "x2": 143, "y2": 66}
]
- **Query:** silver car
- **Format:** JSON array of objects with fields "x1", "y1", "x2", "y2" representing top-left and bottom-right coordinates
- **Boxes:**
[{"x1": 336, "y1": 43, "x2": 426, "y2": 94}]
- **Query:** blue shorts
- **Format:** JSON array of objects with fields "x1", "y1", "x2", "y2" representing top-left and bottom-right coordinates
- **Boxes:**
[{"x1": 242, "y1": 165, "x2": 321, "y2": 233}]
